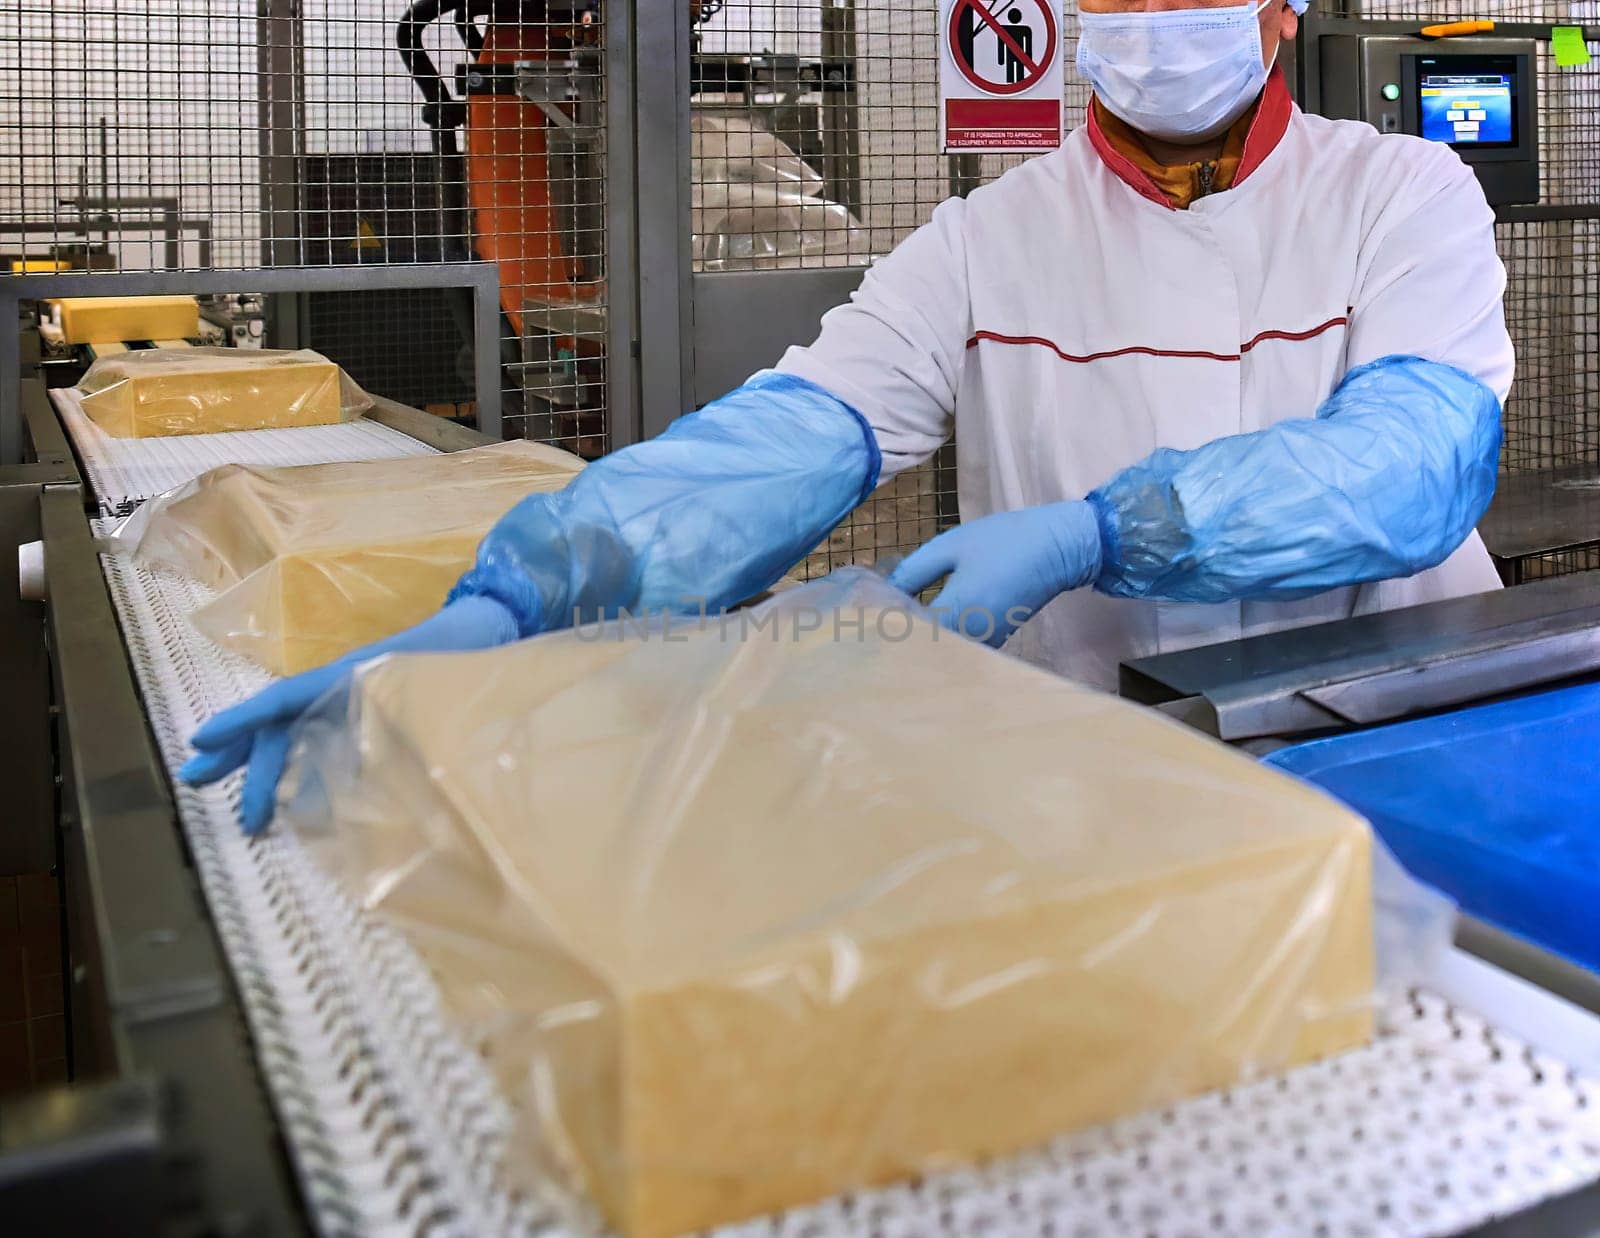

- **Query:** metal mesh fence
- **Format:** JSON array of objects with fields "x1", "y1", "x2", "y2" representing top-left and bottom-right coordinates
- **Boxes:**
[
  {"x1": 1, "y1": 1, "x2": 260, "y2": 271},
  {"x1": 1535, "y1": 31, "x2": 1600, "y2": 207},
  {"x1": 690, "y1": 0, "x2": 1083, "y2": 265},
  {"x1": 1498, "y1": 217, "x2": 1600, "y2": 474},
  {"x1": 1515, "y1": 544, "x2": 1600, "y2": 578},
  {"x1": 6, "y1": 2, "x2": 1598, "y2": 574},
  {"x1": 1352, "y1": 0, "x2": 1583, "y2": 21},
  {"x1": 0, "y1": 0, "x2": 612, "y2": 456},
  {"x1": 303, "y1": 286, "x2": 477, "y2": 413}
]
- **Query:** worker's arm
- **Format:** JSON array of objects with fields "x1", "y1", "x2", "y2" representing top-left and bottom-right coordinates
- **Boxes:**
[
  {"x1": 774, "y1": 197, "x2": 970, "y2": 477},
  {"x1": 186, "y1": 191, "x2": 975, "y2": 831},
  {"x1": 891, "y1": 355, "x2": 1502, "y2": 640},
  {"x1": 451, "y1": 371, "x2": 879, "y2": 632},
  {"x1": 1342, "y1": 139, "x2": 1514, "y2": 401},
  {"x1": 1087, "y1": 353, "x2": 1501, "y2": 600}
]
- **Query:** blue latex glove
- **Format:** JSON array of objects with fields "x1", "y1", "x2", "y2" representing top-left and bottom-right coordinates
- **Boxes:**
[
  {"x1": 180, "y1": 595, "x2": 519, "y2": 834},
  {"x1": 887, "y1": 500, "x2": 1103, "y2": 646},
  {"x1": 1089, "y1": 355, "x2": 1502, "y2": 601},
  {"x1": 185, "y1": 370, "x2": 878, "y2": 833}
]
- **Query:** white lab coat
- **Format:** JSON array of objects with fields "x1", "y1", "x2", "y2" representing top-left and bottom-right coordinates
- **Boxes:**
[{"x1": 777, "y1": 69, "x2": 1513, "y2": 689}]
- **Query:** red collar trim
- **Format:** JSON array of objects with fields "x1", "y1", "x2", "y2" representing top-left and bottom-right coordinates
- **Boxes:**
[
  {"x1": 1084, "y1": 64, "x2": 1293, "y2": 208},
  {"x1": 1084, "y1": 102, "x2": 1173, "y2": 211},
  {"x1": 1235, "y1": 64, "x2": 1292, "y2": 186}
]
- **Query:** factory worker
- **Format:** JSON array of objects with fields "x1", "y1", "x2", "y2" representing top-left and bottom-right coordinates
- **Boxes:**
[{"x1": 187, "y1": 0, "x2": 1510, "y2": 831}]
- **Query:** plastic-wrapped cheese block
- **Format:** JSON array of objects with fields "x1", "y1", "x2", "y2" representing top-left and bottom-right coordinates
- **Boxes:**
[
  {"x1": 281, "y1": 570, "x2": 1376, "y2": 1238},
  {"x1": 77, "y1": 346, "x2": 369, "y2": 437},
  {"x1": 124, "y1": 440, "x2": 584, "y2": 674},
  {"x1": 47, "y1": 295, "x2": 200, "y2": 344}
]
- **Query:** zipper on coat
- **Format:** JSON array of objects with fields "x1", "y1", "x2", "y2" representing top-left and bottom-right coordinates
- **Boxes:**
[{"x1": 1196, "y1": 161, "x2": 1217, "y2": 199}]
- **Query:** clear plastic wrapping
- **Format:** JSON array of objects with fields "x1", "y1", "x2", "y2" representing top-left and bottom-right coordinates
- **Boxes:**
[
  {"x1": 691, "y1": 113, "x2": 874, "y2": 270},
  {"x1": 77, "y1": 346, "x2": 372, "y2": 437},
  {"x1": 281, "y1": 570, "x2": 1382, "y2": 1238},
  {"x1": 119, "y1": 440, "x2": 584, "y2": 675}
]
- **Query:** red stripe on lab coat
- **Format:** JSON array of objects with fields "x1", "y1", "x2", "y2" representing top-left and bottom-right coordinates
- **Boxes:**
[
  {"x1": 1240, "y1": 315, "x2": 1350, "y2": 352},
  {"x1": 966, "y1": 314, "x2": 1349, "y2": 364},
  {"x1": 966, "y1": 330, "x2": 1240, "y2": 363}
]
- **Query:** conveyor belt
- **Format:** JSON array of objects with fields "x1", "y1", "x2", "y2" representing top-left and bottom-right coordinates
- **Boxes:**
[
  {"x1": 88, "y1": 430, "x2": 1600, "y2": 1237},
  {"x1": 50, "y1": 386, "x2": 433, "y2": 516}
]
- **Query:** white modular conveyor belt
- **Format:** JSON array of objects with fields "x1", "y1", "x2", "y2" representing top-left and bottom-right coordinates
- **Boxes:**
[
  {"x1": 50, "y1": 386, "x2": 435, "y2": 516},
  {"x1": 81, "y1": 419, "x2": 1600, "y2": 1238}
]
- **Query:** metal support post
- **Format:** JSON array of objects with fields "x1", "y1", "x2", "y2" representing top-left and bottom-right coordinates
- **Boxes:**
[
  {"x1": 604, "y1": 3, "x2": 641, "y2": 448},
  {"x1": 634, "y1": 0, "x2": 695, "y2": 432},
  {"x1": 257, "y1": 0, "x2": 306, "y2": 270},
  {"x1": 821, "y1": 2, "x2": 862, "y2": 216}
]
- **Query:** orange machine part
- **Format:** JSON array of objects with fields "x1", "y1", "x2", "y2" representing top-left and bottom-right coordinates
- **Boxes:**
[{"x1": 465, "y1": 23, "x2": 601, "y2": 339}]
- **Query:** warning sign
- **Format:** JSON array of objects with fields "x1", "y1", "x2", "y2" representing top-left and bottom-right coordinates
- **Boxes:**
[{"x1": 939, "y1": 0, "x2": 1064, "y2": 152}]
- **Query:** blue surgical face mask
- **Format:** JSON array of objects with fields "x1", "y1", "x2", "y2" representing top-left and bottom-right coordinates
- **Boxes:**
[{"x1": 1077, "y1": 0, "x2": 1276, "y2": 145}]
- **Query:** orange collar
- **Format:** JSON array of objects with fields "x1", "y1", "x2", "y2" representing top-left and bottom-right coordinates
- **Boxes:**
[
  {"x1": 1091, "y1": 98, "x2": 1252, "y2": 209},
  {"x1": 1084, "y1": 65, "x2": 1294, "y2": 211}
]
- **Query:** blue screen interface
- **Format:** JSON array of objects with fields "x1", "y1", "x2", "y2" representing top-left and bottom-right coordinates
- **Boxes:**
[{"x1": 1419, "y1": 71, "x2": 1514, "y2": 146}]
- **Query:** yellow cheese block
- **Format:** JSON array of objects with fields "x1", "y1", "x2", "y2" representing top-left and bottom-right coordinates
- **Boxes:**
[
  {"x1": 131, "y1": 440, "x2": 584, "y2": 674},
  {"x1": 47, "y1": 295, "x2": 199, "y2": 344},
  {"x1": 78, "y1": 347, "x2": 350, "y2": 437},
  {"x1": 286, "y1": 573, "x2": 1375, "y2": 1238}
]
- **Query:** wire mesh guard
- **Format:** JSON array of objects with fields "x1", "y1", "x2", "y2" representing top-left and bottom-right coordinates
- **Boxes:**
[
  {"x1": 1, "y1": 0, "x2": 613, "y2": 457},
  {"x1": 2, "y1": 0, "x2": 1599, "y2": 568},
  {"x1": 1516, "y1": 544, "x2": 1600, "y2": 577},
  {"x1": 1498, "y1": 217, "x2": 1600, "y2": 475}
]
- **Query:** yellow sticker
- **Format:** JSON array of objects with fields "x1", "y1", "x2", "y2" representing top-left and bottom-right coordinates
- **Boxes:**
[{"x1": 1553, "y1": 26, "x2": 1591, "y2": 68}]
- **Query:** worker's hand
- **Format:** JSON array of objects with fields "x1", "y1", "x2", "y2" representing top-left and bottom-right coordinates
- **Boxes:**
[
  {"x1": 179, "y1": 594, "x2": 520, "y2": 835},
  {"x1": 887, "y1": 500, "x2": 1103, "y2": 647}
]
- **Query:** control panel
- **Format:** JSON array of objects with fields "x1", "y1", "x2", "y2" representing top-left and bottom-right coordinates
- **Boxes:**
[{"x1": 1317, "y1": 36, "x2": 1539, "y2": 205}]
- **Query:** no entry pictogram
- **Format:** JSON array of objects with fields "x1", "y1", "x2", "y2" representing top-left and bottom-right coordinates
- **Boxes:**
[
  {"x1": 947, "y1": 0, "x2": 1059, "y2": 97},
  {"x1": 939, "y1": 0, "x2": 1064, "y2": 152}
]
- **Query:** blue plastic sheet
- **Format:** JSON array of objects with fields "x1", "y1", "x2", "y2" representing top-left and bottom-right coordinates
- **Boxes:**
[{"x1": 1267, "y1": 682, "x2": 1600, "y2": 972}]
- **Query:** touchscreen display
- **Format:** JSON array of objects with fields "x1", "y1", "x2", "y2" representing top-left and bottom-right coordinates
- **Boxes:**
[{"x1": 1417, "y1": 57, "x2": 1516, "y2": 147}]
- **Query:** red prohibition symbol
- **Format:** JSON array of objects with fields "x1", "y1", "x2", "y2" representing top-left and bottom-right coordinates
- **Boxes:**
[{"x1": 947, "y1": 0, "x2": 1059, "y2": 97}]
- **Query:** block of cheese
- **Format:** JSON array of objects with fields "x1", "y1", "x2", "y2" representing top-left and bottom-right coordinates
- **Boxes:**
[
  {"x1": 128, "y1": 440, "x2": 584, "y2": 674},
  {"x1": 282, "y1": 570, "x2": 1375, "y2": 1238},
  {"x1": 77, "y1": 346, "x2": 363, "y2": 437},
  {"x1": 47, "y1": 295, "x2": 200, "y2": 344}
]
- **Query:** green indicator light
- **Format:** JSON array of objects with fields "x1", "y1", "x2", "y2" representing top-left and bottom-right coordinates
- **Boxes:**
[{"x1": 1382, "y1": 83, "x2": 1401, "y2": 101}]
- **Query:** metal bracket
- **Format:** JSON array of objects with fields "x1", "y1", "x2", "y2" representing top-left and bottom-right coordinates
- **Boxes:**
[
  {"x1": 0, "y1": 1076, "x2": 167, "y2": 1233},
  {"x1": 1121, "y1": 571, "x2": 1600, "y2": 742},
  {"x1": 457, "y1": 61, "x2": 519, "y2": 98}
]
